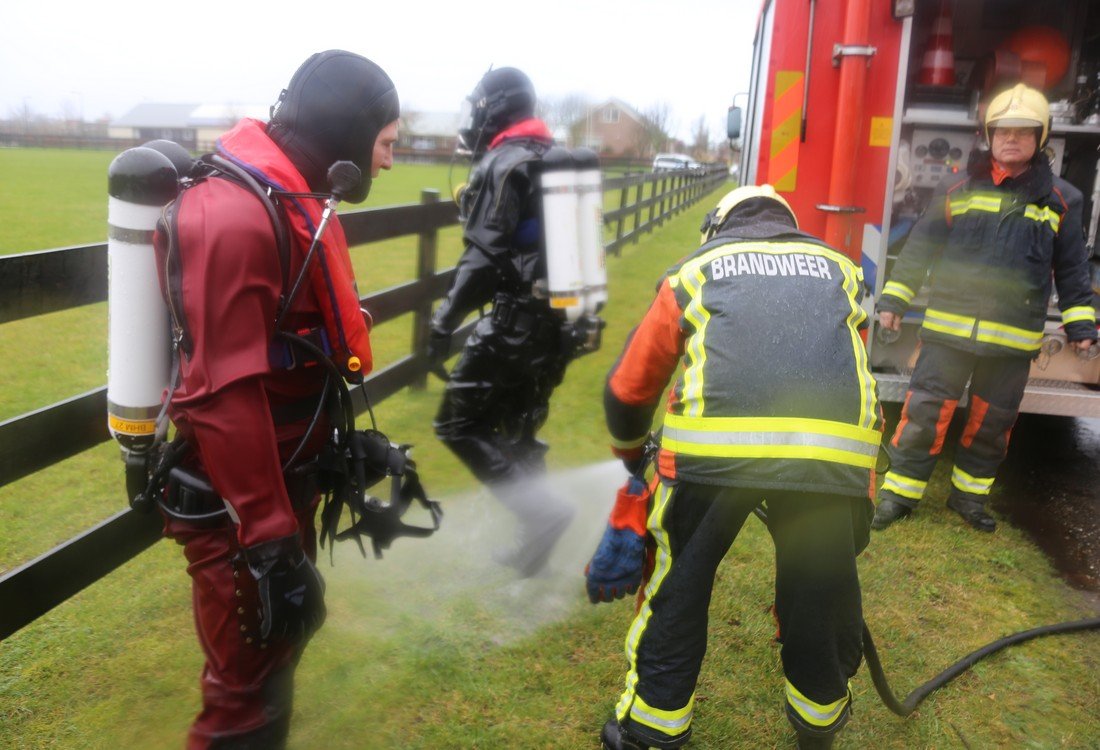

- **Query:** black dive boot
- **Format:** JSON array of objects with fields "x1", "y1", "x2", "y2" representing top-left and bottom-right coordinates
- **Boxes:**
[
  {"x1": 491, "y1": 479, "x2": 575, "y2": 577},
  {"x1": 946, "y1": 489, "x2": 995, "y2": 532},
  {"x1": 870, "y1": 496, "x2": 912, "y2": 530}
]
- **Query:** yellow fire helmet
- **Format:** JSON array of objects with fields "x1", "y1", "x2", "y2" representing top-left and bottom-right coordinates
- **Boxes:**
[
  {"x1": 700, "y1": 183, "x2": 798, "y2": 243},
  {"x1": 984, "y1": 83, "x2": 1050, "y2": 147}
]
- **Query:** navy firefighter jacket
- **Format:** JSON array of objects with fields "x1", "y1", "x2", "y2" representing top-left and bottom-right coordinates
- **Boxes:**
[
  {"x1": 605, "y1": 213, "x2": 884, "y2": 500},
  {"x1": 878, "y1": 151, "x2": 1096, "y2": 357}
]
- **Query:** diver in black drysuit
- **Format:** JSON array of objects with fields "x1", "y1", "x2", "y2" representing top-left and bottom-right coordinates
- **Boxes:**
[{"x1": 428, "y1": 67, "x2": 579, "y2": 576}]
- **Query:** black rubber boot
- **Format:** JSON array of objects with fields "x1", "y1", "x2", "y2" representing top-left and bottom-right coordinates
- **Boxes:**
[
  {"x1": 601, "y1": 719, "x2": 649, "y2": 750},
  {"x1": 946, "y1": 490, "x2": 995, "y2": 532},
  {"x1": 871, "y1": 497, "x2": 912, "y2": 530}
]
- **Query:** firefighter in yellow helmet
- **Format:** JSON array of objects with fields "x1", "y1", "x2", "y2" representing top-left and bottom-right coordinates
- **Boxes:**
[
  {"x1": 873, "y1": 83, "x2": 1096, "y2": 533},
  {"x1": 598, "y1": 185, "x2": 882, "y2": 749}
]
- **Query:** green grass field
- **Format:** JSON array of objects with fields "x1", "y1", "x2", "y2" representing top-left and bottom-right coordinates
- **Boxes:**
[{"x1": 0, "y1": 149, "x2": 1097, "y2": 749}]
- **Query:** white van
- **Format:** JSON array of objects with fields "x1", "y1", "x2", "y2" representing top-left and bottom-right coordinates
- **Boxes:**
[{"x1": 652, "y1": 153, "x2": 699, "y2": 172}]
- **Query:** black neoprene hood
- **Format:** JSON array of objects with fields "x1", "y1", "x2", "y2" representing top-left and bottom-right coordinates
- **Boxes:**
[{"x1": 268, "y1": 50, "x2": 400, "y2": 203}]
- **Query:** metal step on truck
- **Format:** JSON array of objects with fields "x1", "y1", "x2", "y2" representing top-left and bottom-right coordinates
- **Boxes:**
[{"x1": 729, "y1": 0, "x2": 1100, "y2": 416}]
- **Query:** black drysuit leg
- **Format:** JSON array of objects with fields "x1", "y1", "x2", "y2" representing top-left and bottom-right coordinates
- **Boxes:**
[{"x1": 433, "y1": 317, "x2": 573, "y2": 573}]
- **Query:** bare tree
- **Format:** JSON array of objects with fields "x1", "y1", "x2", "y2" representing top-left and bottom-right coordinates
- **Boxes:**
[
  {"x1": 537, "y1": 93, "x2": 591, "y2": 145},
  {"x1": 11, "y1": 100, "x2": 35, "y2": 134},
  {"x1": 637, "y1": 102, "x2": 676, "y2": 156},
  {"x1": 690, "y1": 115, "x2": 710, "y2": 161}
]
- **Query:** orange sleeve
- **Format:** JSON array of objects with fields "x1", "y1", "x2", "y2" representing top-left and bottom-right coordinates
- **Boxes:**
[{"x1": 605, "y1": 279, "x2": 685, "y2": 449}]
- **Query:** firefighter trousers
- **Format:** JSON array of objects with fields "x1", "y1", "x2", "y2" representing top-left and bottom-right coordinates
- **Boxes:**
[
  {"x1": 615, "y1": 481, "x2": 867, "y2": 747},
  {"x1": 880, "y1": 341, "x2": 1031, "y2": 508}
]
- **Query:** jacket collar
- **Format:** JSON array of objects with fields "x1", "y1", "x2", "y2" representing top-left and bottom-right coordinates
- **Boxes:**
[
  {"x1": 489, "y1": 117, "x2": 553, "y2": 150},
  {"x1": 967, "y1": 148, "x2": 1052, "y2": 202}
]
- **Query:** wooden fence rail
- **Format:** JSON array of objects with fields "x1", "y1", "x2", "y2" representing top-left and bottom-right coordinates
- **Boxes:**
[{"x1": 0, "y1": 165, "x2": 726, "y2": 640}]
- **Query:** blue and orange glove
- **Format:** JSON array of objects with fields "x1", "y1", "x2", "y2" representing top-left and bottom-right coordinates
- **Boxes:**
[{"x1": 585, "y1": 476, "x2": 650, "y2": 603}]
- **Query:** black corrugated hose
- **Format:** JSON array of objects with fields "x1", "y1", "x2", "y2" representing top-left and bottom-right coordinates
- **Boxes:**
[
  {"x1": 750, "y1": 506, "x2": 1100, "y2": 717},
  {"x1": 861, "y1": 616, "x2": 1100, "y2": 716}
]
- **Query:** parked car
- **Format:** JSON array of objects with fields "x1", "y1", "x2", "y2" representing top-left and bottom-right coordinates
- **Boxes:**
[{"x1": 652, "y1": 153, "x2": 700, "y2": 172}]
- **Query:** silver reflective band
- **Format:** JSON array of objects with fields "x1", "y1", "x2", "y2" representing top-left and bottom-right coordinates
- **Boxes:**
[
  {"x1": 663, "y1": 425, "x2": 880, "y2": 459},
  {"x1": 630, "y1": 705, "x2": 692, "y2": 731},
  {"x1": 109, "y1": 225, "x2": 156, "y2": 244},
  {"x1": 787, "y1": 689, "x2": 847, "y2": 724}
]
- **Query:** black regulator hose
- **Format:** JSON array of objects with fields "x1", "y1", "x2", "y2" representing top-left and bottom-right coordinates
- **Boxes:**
[
  {"x1": 749, "y1": 506, "x2": 1100, "y2": 717},
  {"x1": 862, "y1": 616, "x2": 1100, "y2": 717}
]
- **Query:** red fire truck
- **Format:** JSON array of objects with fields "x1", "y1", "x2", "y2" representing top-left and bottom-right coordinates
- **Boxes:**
[{"x1": 730, "y1": 0, "x2": 1100, "y2": 416}]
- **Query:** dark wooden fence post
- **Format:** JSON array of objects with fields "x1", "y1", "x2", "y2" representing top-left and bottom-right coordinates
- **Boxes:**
[
  {"x1": 614, "y1": 181, "x2": 629, "y2": 256},
  {"x1": 410, "y1": 189, "x2": 440, "y2": 390}
]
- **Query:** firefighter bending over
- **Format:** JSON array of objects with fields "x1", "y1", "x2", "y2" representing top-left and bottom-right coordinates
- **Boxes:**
[
  {"x1": 428, "y1": 67, "x2": 596, "y2": 576},
  {"x1": 872, "y1": 84, "x2": 1097, "y2": 533},
  {"x1": 599, "y1": 186, "x2": 883, "y2": 750}
]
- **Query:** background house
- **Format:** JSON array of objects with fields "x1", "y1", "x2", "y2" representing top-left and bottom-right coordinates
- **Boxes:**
[
  {"x1": 108, "y1": 103, "x2": 269, "y2": 151},
  {"x1": 399, "y1": 111, "x2": 461, "y2": 156},
  {"x1": 571, "y1": 98, "x2": 650, "y2": 159}
]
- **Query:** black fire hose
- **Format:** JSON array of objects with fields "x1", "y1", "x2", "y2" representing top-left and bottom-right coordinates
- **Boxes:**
[
  {"x1": 861, "y1": 616, "x2": 1100, "y2": 717},
  {"x1": 749, "y1": 506, "x2": 1100, "y2": 717}
]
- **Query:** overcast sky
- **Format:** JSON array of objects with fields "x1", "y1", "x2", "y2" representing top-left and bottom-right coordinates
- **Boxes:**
[{"x1": 1, "y1": 1, "x2": 757, "y2": 142}]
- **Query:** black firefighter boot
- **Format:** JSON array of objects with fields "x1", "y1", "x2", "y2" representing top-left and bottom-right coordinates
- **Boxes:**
[
  {"x1": 870, "y1": 495, "x2": 913, "y2": 530},
  {"x1": 946, "y1": 488, "x2": 996, "y2": 532},
  {"x1": 795, "y1": 729, "x2": 837, "y2": 749},
  {"x1": 601, "y1": 720, "x2": 650, "y2": 750},
  {"x1": 788, "y1": 692, "x2": 849, "y2": 749}
]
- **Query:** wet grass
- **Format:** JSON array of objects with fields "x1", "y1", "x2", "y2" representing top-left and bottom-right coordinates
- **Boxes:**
[{"x1": 1, "y1": 150, "x2": 1098, "y2": 748}]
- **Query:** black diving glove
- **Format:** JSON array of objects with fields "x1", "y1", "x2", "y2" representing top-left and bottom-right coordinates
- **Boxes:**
[
  {"x1": 243, "y1": 534, "x2": 326, "y2": 642},
  {"x1": 426, "y1": 327, "x2": 451, "y2": 364}
]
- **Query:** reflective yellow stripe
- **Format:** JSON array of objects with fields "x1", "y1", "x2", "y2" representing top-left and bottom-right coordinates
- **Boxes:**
[
  {"x1": 838, "y1": 261, "x2": 878, "y2": 430},
  {"x1": 629, "y1": 693, "x2": 694, "y2": 735},
  {"x1": 952, "y1": 466, "x2": 994, "y2": 495},
  {"x1": 662, "y1": 415, "x2": 880, "y2": 468},
  {"x1": 1023, "y1": 204, "x2": 1061, "y2": 232},
  {"x1": 882, "y1": 471, "x2": 927, "y2": 501},
  {"x1": 949, "y1": 194, "x2": 1002, "y2": 216},
  {"x1": 678, "y1": 262, "x2": 711, "y2": 418},
  {"x1": 617, "y1": 482, "x2": 676, "y2": 722},
  {"x1": 882, "y1": 280, "x2": 916, "y2": 304},
  {"x1": 610, "y1": 433, "x2": 649, "y2": 450},
  {"x1": 975, "y1": 320, "x2": 1042, "y2": 352},
  {"x1": 923, "y1": 308, "x2": 976, "y2": 338},
  {"x1": 786, "y1": 680, "x2": 851, "y2": 728},
  {"x1": 1062, "y1": 306, "x2": 1096, "y2": 326}
]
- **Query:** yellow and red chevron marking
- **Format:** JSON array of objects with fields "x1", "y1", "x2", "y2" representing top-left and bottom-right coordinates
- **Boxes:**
[{"x1": 767, "y1": 71, "x2": 804, "y2": 192}]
